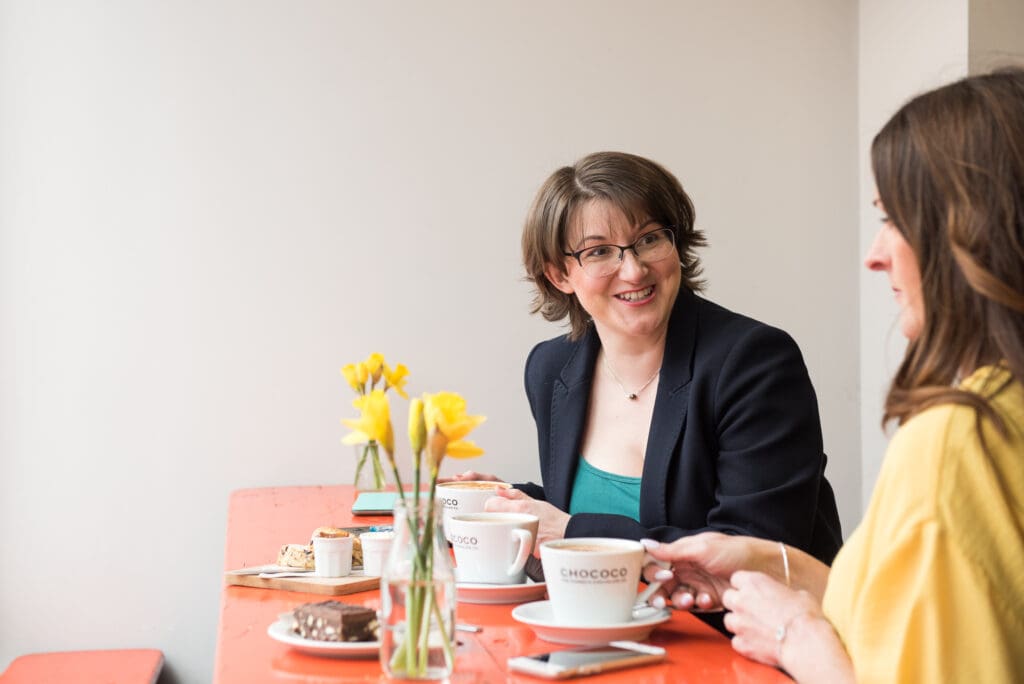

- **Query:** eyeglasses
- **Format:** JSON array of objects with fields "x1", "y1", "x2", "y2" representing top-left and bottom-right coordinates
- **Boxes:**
[{"x1": 562, "y1": 226, "x2": 677, "y2": 278}]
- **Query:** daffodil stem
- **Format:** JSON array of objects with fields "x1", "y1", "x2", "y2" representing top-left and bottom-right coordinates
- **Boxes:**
[
  {"x1": 389, "y1": 456, "x2": 409, "y2": 507},
  {"x1": 370, "y1": 445, "x2": 386, "y2": 489},
  {"x1": 353, "y1": 449, "x2": 368, "y2": 488},
  {"x1": 384, "y1": 488, "x2": 455, "y2": 679}
]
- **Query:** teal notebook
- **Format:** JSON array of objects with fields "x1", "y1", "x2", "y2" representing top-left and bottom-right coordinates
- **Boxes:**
[{"x1": 351, "y1": 491, "x2": 399, "y2": 515}]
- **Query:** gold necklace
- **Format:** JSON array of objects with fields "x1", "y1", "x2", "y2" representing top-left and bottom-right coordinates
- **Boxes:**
[{"x1": 601, "y1": 354, "x2": 660, "y2": 401}]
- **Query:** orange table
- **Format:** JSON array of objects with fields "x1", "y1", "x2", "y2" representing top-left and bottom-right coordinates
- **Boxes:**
[
  {"x1": 0, "y1": 649, "x2": 164, "y2": 684},
  {"x1": 214, "y1": 486, "x2": 789, "y2": 683}
]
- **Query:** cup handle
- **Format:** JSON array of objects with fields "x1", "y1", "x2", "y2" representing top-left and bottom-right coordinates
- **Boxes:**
[
  {"x1": 633, "y1": 554, "x2": 671, "y2": 612},
  {"x1": 507, "y1": 528, "x2": 534, "y2": 578}
]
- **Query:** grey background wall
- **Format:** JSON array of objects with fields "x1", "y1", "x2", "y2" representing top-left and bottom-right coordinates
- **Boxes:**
[
  {"x1": 0, "y1": 1, "x2": 1015, "y2": 682},
  {"x1": 857, "y1": 0, "x2": 1024, "y2": 508}
]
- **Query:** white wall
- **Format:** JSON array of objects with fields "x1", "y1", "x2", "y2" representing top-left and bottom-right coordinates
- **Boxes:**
[
  {"x1": 857, "y1": 1, "x2": 969, "y2": 511},
  {"x1": 857, "y1": 0, "x2": 1024, "y2": 509},
  {"x1": 0, "y1": 2, "x2": 860, "y2": 681}
]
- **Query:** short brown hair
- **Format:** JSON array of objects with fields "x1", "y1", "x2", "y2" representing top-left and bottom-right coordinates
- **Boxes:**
[
  {"x1": 521, "y1": 151, "x2": 706, "y2": 339},
  {"x1": 872, "y1": 67, "x2": 1024, "y2": 433}
]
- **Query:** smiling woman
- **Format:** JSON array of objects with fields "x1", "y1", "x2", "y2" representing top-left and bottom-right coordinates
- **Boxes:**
[{"x1": 454, "y1": 151, "x2": 843, "y2": 633}]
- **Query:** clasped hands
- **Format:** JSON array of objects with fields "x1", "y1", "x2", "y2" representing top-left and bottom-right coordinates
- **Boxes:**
[{"x1": 642, "y1": 533, "x2": 830, "y2": 670}]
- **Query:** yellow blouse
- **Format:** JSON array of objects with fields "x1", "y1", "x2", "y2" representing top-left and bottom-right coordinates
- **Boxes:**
[{"x1": 823, "y1": 367, "x2": 1024, "y2": 683}]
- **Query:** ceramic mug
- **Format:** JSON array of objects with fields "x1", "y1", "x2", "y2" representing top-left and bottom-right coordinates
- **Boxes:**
[
  {"x1": 312, "y1": 535, "x2": 353, "y2": 578},
  {"x1": 539, "y1": 537, "x2": 646, "y2": 624},
  {"x1": 435, "y1": 480, "x2": 513, "y2": 541},
  {"x1": 448, "y1": 512, "x2": 539, "y2": 585}
]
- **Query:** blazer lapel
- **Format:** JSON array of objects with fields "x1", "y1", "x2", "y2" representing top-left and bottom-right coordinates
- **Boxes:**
[
  {"x1": 546, "y1": 329, "x2": 600, "y2": 510},
  {"x1": 640, "y1": 290, "x2": 698, "y2": 524}
]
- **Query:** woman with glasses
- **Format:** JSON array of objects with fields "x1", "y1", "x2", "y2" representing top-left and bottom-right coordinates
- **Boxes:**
[
  {"x1": 457, "y1": 151, "x2": 842, "y2": 576},
  {"x1": 642, "y1": 70, "x2": 1024, "y2": 681}
]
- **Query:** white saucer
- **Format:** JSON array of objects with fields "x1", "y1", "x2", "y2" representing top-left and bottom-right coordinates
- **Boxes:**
[
  {"x1": 511, "y1": 600, "x2": 671, "y2": 646},
  {"x1": 456, "y1": 578, "x2": 547, "y2": 605},
  {"x1": 267, "y1": 617, "x2": 379, "y2": 658}
]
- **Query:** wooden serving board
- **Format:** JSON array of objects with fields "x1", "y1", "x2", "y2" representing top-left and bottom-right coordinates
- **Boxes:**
[{"x1": 224, "y1": 567, "x2": 379, "y2": 596}]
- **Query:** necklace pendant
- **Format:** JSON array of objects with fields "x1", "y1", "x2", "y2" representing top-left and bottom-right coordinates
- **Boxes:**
[{"x1": 627, "y1": 393, "x2": 638, "y2": 400}]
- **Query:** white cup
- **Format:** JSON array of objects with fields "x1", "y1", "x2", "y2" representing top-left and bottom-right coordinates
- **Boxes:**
[
  {"x1": 312, "y1": 536, "x2": 353, "y2": 577},
  {"x1": 359, "y1": 531, "x2": 394, "y2": 576},
  {"x1": 540, "y1": 538, "x2": 645, "y2": 625},
  {"x1": 448, "y1": 512, "x2": 539, "y2": 585},
  {"x1": 435, "y1": 481, "x2": 513, "y2": 540}
]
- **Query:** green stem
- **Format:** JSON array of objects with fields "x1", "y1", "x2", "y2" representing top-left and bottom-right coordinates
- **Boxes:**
[
  {"x1": 387, "y1": 492, "x2": 455, "y2": 678},
  {"x1": 422, "y1": 472, "x2": 455, "y2": 666},
  {"x1": 389, "y1": 453, "x2": 409, "y2": 507},
  {"x1": 353, "y1": 448, "x2": 368, "y2": 487},
  {"x1": 370, "y1": 446, "x2": 387, "y2": 489},
  {"x1": 407, "y1": 582, "x2": 423, "y2": 674},
  {"x1": 430, "y1": 586, "x2": 456, "y2": 670},
  {"x1": 417, "y1": 577, "x2": 432, "y2": 671}
]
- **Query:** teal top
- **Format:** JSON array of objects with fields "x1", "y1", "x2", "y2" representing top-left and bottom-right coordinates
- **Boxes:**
[{"x1": 568, "y1": 457, "x2": 642, "y2": 521}]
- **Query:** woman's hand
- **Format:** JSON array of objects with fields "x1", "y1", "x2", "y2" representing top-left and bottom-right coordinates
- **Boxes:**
[
  {"x1": 722, "y1": 571, "x2": 852, "y2": 682},
  {"x1": 642, "y1": 532, "x2": 764, "y2": 611},
  {"x1": 484, "y1": 488, "x2": 569, "y2": 547}
]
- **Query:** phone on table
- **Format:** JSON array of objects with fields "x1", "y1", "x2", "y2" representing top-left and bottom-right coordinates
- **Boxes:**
[{"x1": 507, "y1": 641, "x2": 666, "y2": 679}]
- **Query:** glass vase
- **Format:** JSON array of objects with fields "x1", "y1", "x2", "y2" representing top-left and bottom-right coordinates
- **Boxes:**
[
  {"x1": 353, "y1": 441, "x2": 388, "y2": 491},
  {"x1": 380, "y1": 496, "x2": 456, "y2": 680}
]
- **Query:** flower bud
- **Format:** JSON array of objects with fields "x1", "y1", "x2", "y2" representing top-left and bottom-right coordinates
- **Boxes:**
[
  {"x1": 341, "y1": 364, "x2": 362, "y2": 393},
  {"x1": 408, "y1": 397, "x2": 426, "y2": 455},
  {"x1": 427, "y1": 429, "x2": 449, "y2": 473},
  {"x1": 366, "y1": 352, "x2": 385, "y2": 386}
]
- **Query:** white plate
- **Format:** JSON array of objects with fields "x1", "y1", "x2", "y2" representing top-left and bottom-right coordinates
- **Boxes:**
[
  {"x1": 456, "y1": 578, "x2": 547, "y2": 605},
  {"x1": 267, "y1": 617, "x2": 379, "y2": 658},
  {"x1": 511, "y1": 600, "x2": 671, "y2": 646}
]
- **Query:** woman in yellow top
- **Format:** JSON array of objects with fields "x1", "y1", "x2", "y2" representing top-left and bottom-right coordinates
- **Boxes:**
[{"x1": 641, "y1": 68, "x2": 1024, "y2": 682}]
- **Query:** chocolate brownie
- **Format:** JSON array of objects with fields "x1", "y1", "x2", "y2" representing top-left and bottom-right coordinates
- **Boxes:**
[{"x1": 291, "y1": 600, "x2": 378, "y2": 642}]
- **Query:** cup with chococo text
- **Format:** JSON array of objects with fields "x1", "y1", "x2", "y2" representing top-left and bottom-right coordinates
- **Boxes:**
[
  {"x1": 539, "y1": 538, "x2": 645, "y2": 624},
  {"x1": 435, "y1": 480, "x2": 513, "y2": 541},
  {"x1": 448, "y1": 512, "x2": 539, "y2": 585}
]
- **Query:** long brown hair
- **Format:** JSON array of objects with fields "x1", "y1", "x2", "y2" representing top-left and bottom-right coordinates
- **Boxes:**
[
  {"x1": 521, "y1": 151, "x2": 706, "y2": 339},
  {"x1": 871, "y1": 68, "x2": 1024, "y2": 433}
]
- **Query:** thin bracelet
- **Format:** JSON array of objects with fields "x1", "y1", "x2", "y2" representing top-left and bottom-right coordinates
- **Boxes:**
[
  {"x1": 779, "y1": 541, "x2": 791, "y2": 587},
  {"x1": 775, "y1": 610, "x2": 806, "y2": 663}
]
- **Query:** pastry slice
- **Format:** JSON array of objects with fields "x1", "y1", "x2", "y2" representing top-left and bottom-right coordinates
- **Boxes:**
[{"x1": 276, "y1": 543, "x2": 315, "y2": 570}]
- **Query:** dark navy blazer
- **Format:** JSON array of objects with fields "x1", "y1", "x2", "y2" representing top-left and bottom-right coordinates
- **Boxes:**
[{"x1": 518, "y1": 288, "x2": 842, "y2": 565}]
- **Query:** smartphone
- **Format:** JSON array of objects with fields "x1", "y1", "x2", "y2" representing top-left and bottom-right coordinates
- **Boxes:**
[{"x1": 507, "y1": 641, "x2": 666, "y2": 679}]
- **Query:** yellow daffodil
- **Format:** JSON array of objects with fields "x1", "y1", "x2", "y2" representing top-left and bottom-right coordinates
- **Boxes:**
[
  {"x1": 408, "y1": 397, "x2": 426, "y2": 455},
  {"x1": 423, "y1": 392, "x2": 486, "y2": 441},
  {"x1": 444, "y1": 439, "x2": 485, "y2": 458},
  {"x1": 422, "y1": 391, "x2": 486, "y2": 472},
  {"x1": 365, "y1": 352, "x2": 385, "y2": 387},
  {"x1": 341, "y1": 364, "x2": 363, "y2": 394},
  {"x1": 384, "y1": 363, "x2": 410, "y2": 399},
  {"x1": 341, "y1": 389, "x2": 394, "y2": 456},
  {"x1": 342, "y1": 353, "x2": 414, "y2": 493}
]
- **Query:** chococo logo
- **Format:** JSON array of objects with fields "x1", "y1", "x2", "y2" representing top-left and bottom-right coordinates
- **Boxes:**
[
  {"x1": 450, "y1": 534, "x2": 478, "y2": 546},
  {"x1": 560, "y1": 567, "x2": 628, "y2": 581}
]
